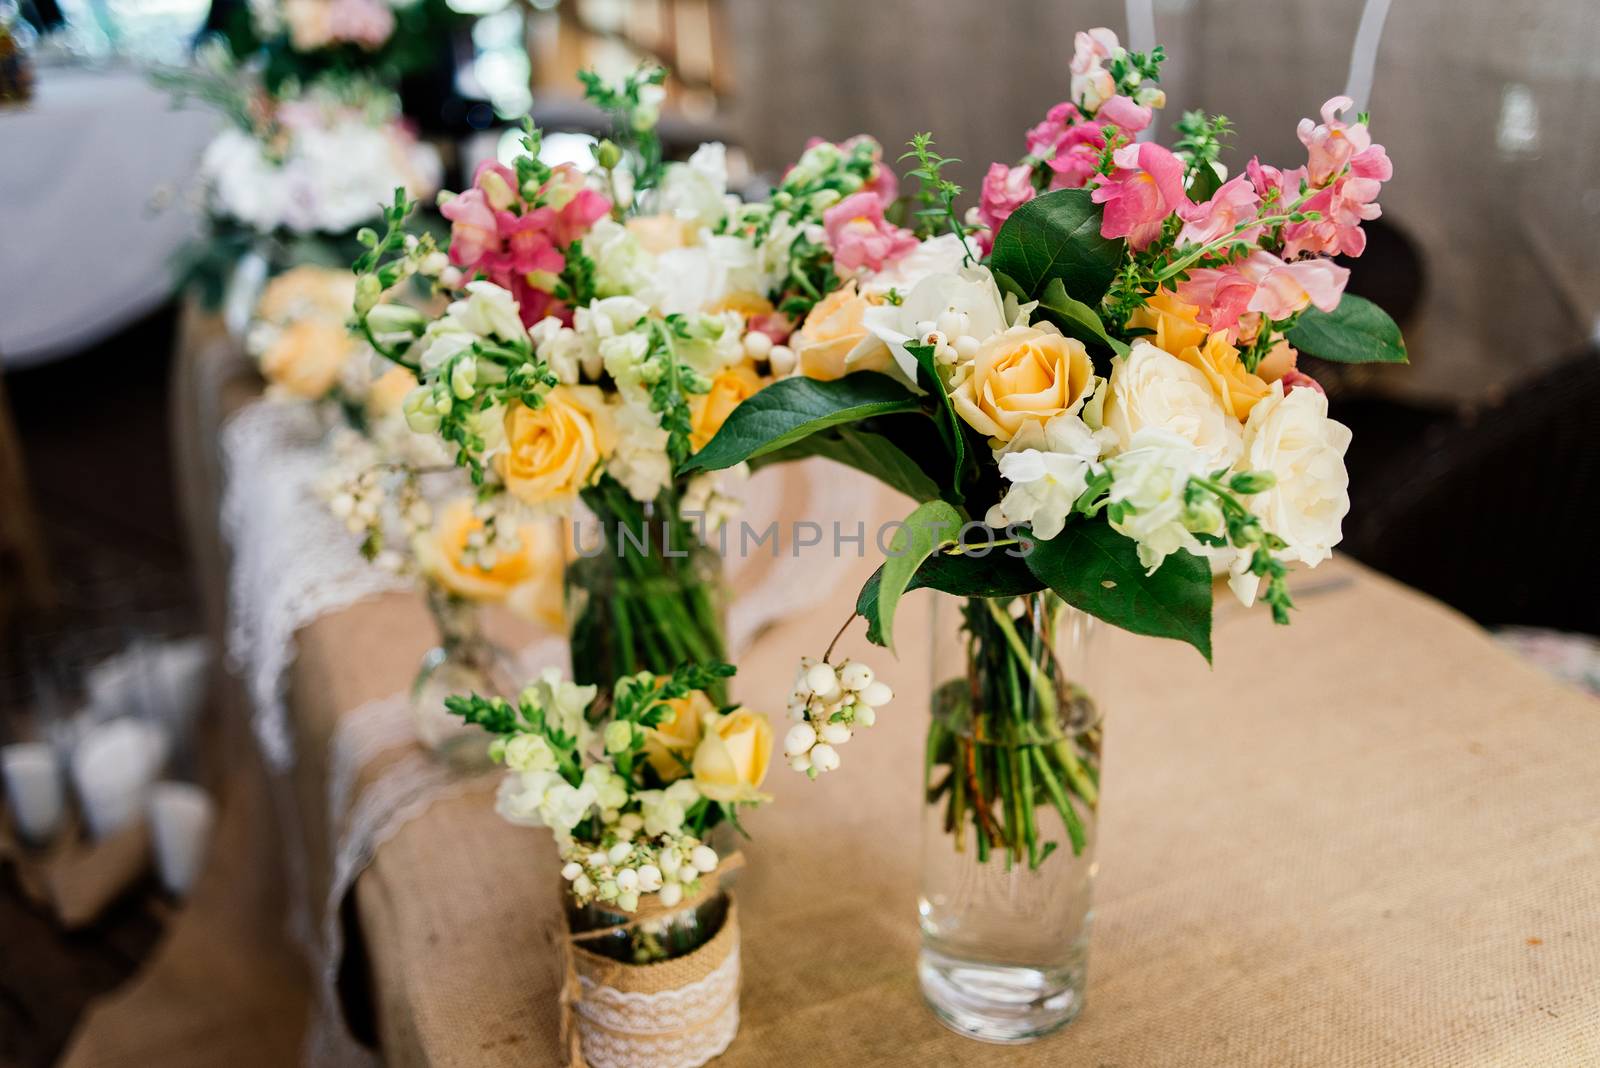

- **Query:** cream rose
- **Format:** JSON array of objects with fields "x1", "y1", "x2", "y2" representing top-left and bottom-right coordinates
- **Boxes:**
[
  {"x1": 1102, "y1": 339, "x2": 1243, "y2": 467},
  {"x1": 1238, "y1": 383, "x2": 1352, "y2": 567},
  {"x1": 690, "y1": 360, "x2": 767, "y2": 452},
  {"x1": 792, "y1": 283, "x2": 894, "y2": 381},
  {"x1": 951, "y1": 324, "x2": 1094, "y2": 443},
  {"x1": 642, "y1": 689, "x2": 714, "y2": 782},
  {"x1": 413, "y1": 499, "x2": 565, "y2": 627},
  {"x1": 258, "y1": 319, "x2": 354, "y2": 399},
  {"x1": 495, "y1": 386, "x2": 614, "y2": 507},
  {"x1": 691, "y1": 708, "x2": 773, "y2": 803},
  {"x1": 1175, "y1": 334, "x2": 1271, "y2": 421}
]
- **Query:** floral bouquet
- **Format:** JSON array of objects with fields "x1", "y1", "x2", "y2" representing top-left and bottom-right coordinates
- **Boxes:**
[
  {"x1": 350, "y1": 66, "x2": 904, "y2": 695},
  {"x1": 221, "y1": 0, "x2": 465, "y2": 96},
  {"x1": 682, "y1": 27, "x2": 1405, "y2": 1040},
  {"x1": 448, "y1": 661, "x2": 771, "y2": 1064}
]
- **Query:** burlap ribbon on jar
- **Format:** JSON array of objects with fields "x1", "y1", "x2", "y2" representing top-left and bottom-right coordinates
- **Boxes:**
[{"x1": 558, "y1": 853, "x2": 745, "y2": 1068}]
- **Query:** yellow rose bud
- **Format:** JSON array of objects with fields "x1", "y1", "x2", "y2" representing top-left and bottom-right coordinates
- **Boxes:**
[
  {"x1": 495, "y1": 386, "x2": 614, "y2": 508},
  {"x1": 950, "y1": 324, "x2": 1094, "y2": 443},
  {"x1": 691, "y1": 708, "x2": 773, "y2": 803},
  {"x1": 1175, "y1": 334, "x2": 1271, "y2": 421},
  {"x1": 792, "y1": 283, "x2": 894, "y2": 381},
  {"x1": 689, "y1": 360, "x2": 767, "y2": 452},
  {"x1": 1127, "y1": 289, "x2": 1207, "y2": 355},
  {"x1": 412, "y1": 499, "x2": 565, "y2": 628},
  {"x1": 642, "y1": 689, "x2": 713, "y2": 782}
]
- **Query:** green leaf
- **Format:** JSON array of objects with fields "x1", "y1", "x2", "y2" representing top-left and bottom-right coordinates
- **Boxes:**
[
  {"x1": 869, "y1": 500, "x2": 966, "y2": 654},
  {"x1": 680, "y1": 372, "x2": 924, "y2": 474},
  {"x1": 989, "y1": 188, "x2": 1126, "y2": 306},
  {"x1": 903, "y1": 342, "x2": 967, "y2": 499},
  {"x1": 1285, "y1": 294, "x2": 1408, "y2": 364},
  {"x1": 857, "y1": 548, "x2": 1043, "y2": 646},
  {"x1": 1187, "y1": 159, "x2": 1225, "y2": 203},
  {"x1": 1024, "y1": 522, "x2": 1213, "y2": 662},
  {"x1": 1036, "y1": 278, "x2": 1130, "y2": 356},
  {"x1": 752, "y1": 426, "x2": 942, "y2": 503}
]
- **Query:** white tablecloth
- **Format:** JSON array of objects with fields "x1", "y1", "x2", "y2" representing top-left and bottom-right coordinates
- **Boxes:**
[{"x1": 0, "y1": 65, "x2": 218, "y2": 367}]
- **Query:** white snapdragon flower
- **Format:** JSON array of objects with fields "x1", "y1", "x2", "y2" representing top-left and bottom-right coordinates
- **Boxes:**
[
  {"x1": 598, "y1": 329, "x2": 655, "y2": 395},
  {"x1": 501, "y1": 733, "x2": 557, "y2": 773},
  {"x1": 680, "y1": 464, "x2": 749, "y2": 534},
  {"x1": 1238, "y1": 383, "x2": 1352, "y2": 568},
  {"x1": 447, "y1": 281, "x2": 527, "y2": 342},
  {"x1": 608, "y1": 403, "x2": 674, "y2": 502},
  {"x1": 540, "y1": 781, "x2": 599, "y2": 832},
  {"x1": 655, "y1": 142, "x2": 729, "y2": 230},
  {"x1": 1101, "y1": 340, "x2": 1242, "y2": 468},
  {"x1": 986, "y1": 412, "x2": 1108, "y2": 539},
  {"x1": 528, "y1": 317, "x2": 589, "y2": 384},
  {"x1": 586, "y1": 217, "x2": 658, "y2": 299},
  {"x1": 1105, "y1": 427, "x2": 1218, "y2": 572},
  {"x1": 863, "y1": 265, "x2": 1014, "y2": 386},
  {"x1": 520, "y1": 668, "x2": 598, "y2": 749},
  {"x1": 495, "y1": 769, "x2": 567, "y2": 828},
  {"x1": 415, "y1": 320, "x2": 476, "y2": 376},
  {"x1": 582, "y1": 764, "x2": 631, "y2": 815},
  {"x1": 859, "y1": 234, "x2": 970, "y2": 299},
  {"x1": 637, "y1": 780, "x2": 700, "y2": 837}
]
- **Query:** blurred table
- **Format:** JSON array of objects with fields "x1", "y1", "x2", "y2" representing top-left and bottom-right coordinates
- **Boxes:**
[
  {"x1": 65, "y1": 311, "x2": 1600, "y2": 1068},
  {"x1": 0, "y1": 64, "x2": 216, "y2": 367}
]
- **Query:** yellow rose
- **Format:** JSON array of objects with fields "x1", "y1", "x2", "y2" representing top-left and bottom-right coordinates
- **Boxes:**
[
  {"x1": 365, "y1": 365, "x2": 418, "y2": 418},
  {"x1": 793, "y1": 283, "x2": 893, "y2": 381},
  {"x1": 1127, "y1": 289, "x2": 1207, "y2": 355},
  {"x1": 414, "y1": 499, "x2": 565, "y2": 627},
  {"x1": 1175, "y1": 334, "x2": 1272, "y2": 421},
  {"x1": 626, "y1": 213, "x2": 695, "y2": 254},
  {"x1": 689, "y1": 361, "x2": 767, "y2": 452},
  {"x1": 642, "y1": 689, "x2": 714, "y2": 782},
  {"x1": 256, "y1": 265, "x2": 356, "y2": 322},
  {"x1": 1255, "y1": 338, "x2": 1299, "y2": 383},
  {"x1": 951, "y1": 324, "x2": 1094, "y2": 443},
  {"x1": 709, "y1": 291, "x2": 775, "y2": 321},
  {"x1": 691, "y1": 708, "x2": 773, "y2": 803},
  {"x1": 259, "y1": 319, "x2": 354, "y2": 399},
  {"x1": 495, "y1": 386, "x2": 614, "y2": 508}
]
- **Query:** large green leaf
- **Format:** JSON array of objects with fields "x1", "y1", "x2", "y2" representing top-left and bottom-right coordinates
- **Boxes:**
[
  {"x1": 857, "y1": 547, "x2": 1043, "y2": 646},
  {"x1": 989, "y1": 188, "x2": 1126, "y2": 306},
  {"x1": 680, "y1": 372, "x2": 923, "y2": 474},
  {"x1": 753, "y1": 426, "x2": 942, "y2": 503},
  {"x1": 1036, "y1": 277, "x2": 1129, "y2": 356},
  {"x1": 869, "y1": 500, "x2": 966, "y2": 654},
  {"x1": 1286, "y1": 294, "x2": 1408, "y2": 365},
  {"x1": 1024, "y1": 522, "x2": 1214, "y2": 662}
]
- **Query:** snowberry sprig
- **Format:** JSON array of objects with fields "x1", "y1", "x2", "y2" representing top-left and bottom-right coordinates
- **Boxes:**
[{"x1": 783, "y1": 657, "x2": 894, "y2": 777}]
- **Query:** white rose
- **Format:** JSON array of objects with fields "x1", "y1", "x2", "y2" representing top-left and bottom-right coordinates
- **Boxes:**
[
  {"x1": 521, "y1": 669, "x2": 598, "y2": 750},
  {"x1": 863, "y1": 265, "x2": 1012, "y2": 386},
  {"x1": 986, "y1": 412, "x2": 1106, "y2": 539},
  {"x1": 1238, "y1": 383, "x2": 1352, "y2": 567},
  {"x1": 1105, "y1": 427, "x2": 1217, "y2": 572},
  {"x1": 1102, "y1": 340, "x2": 1242, "y2": 468}
]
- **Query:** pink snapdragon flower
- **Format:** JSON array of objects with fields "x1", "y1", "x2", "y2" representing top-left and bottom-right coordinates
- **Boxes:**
[
  {"x1": 1178, "y1": 250, "x2": 1349, "y2": 338},
  {"x1": 327, "y1": 0, "x2": 395, "y2": 49},
  {"x1": 1070, "y1": 27, "x2": 1120, "y2": 112},
  {"x1": 1279, "y1": 369, "x2": 1326, "y2": 395},
  {"x1": 799, "y1": 135, "x2": 898, "y2": 206},
  {"x1": 1096, "y1": 94, "x2": 1153, "y2": 135},
  {"x1": 823, "y1": 191, "x2": 919, "y2": 273},
  {"x1": 542, "y1": 164, "x2": 612, "y2": 245},
  {"x1": 1176, "y1": 174, "x2": 1264, "y2": 247},
  {"x1": 1245, "y1": 156, "x2": 1307, "y2": 203},
  {"x1": 1282, "y1": 173, "x2": 1383, "y2": 258},
  {"x1": 1091, "y1": 142, "x2": 1187, "y2": 251},
  {"x1": 1297, "y1": 96, "x2": 1389, "y2": 188},
  {"x1": 975, "y1": 163, "x2": 1037, "y2": 253},
  {"x1": 1025, "y1": 103, "x2": 1108, "y2": 191}
]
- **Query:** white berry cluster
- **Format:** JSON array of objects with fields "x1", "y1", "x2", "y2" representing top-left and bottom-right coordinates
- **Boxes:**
[
  {"x1": 783, "y1": 658, "x2": 894, "y2": 777},
  {"x1": 916, "y1": 306, "x2": 984, "y2": 377},
  {"x1": 558, "y1": 819, "x2": 720, "y2": 912},
  {"x1": 316, "y1": 430, "x2": 433, "y2": 572},
  {"x1": 742, "y1": 327, "x2": 798, "y2": 378}
]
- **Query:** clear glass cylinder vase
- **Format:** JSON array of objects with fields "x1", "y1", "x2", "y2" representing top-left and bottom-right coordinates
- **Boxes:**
[
  {"x1": 918, "y1": 591, "x2": 1103, "y2": 1043},
  {"x1": 566, "y1": 478, "x2": 728, "y2": 696},
  {"x1": 410, "y1": 587, "x2": 518, "y2": 768}
]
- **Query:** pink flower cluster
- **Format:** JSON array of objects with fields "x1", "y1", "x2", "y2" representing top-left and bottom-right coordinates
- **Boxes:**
[
  {"x1": 1178, "y1": 250, "x2": 1350, "y2": 340},
  {"x1": 799, "y1": 135, "x2": 899, "y2": 207},
  {"x1": 328, "y1": 0, "x2": 395, "y2": 50},
  {"x1": 440, "y1": 161, "x2": 610, "y2": 326},
  {"x1": 823, "y1": 191, "x2": 919, "y2": 273}
]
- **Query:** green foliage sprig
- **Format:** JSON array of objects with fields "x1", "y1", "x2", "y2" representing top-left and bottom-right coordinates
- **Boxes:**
[{"x1": 900, "y1": 133, "x2": 975, "y2": 263}]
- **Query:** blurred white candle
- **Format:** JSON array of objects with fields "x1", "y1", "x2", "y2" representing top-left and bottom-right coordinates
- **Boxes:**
[
  {"x1": 2, "y1": 743, "x2": 65, "y2": 845},
  {"x1": 72, "y1": 718, "x2": 169, "y2": 839},
  {"x1": 148, "y1": 782, "x2": 215, "y2": 897}
]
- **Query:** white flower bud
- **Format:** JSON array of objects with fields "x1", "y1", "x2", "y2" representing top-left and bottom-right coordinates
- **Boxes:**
[
  {"x1": 769, "y1": 345, "x2": 796, "y2": 377},
  {"x1": 855, "y1": 704, "x2": 877, "y2": 728},
  {"x1": 615, "y1": 867, "x2": 639, "y2": 892},
  {"x1": 658, "y1": 881, "x2": 683, "y2": 907},
  {"x1": 561, "y1": 862, "x2": 583, "y2": 881},
  {"x1": 587, "y1": 852, "x2": 608, "y2": 868},
  {"x1": 820, "y1": 721, "x2": 852, "y2": 746},
  {"x1": 809, "y1": 743, "x2": 841, "y2": 773},
  {"x1": 690, "y1": 845, "x2": 718, "y2": 873},
  {"x1": 608, "y1": 841, "x2": 633, "y2": 865},
  {"x1": 784, "y1": 723, "x2": 817, "y2": 756},
  {"x1": 743, "y1": 331, "x2": 773, "y2": 359},
  {"x1": 861, "y1": 681, "x2": 894, "y2": 707},
  {"x1": 615, "y1": 889, "x2": 640, "y2": 912},
  {"x1": 788, "y1": 752, "x2": 812, "y2": 773},
  {"x1": 839, "y1": 662, "x2": 874, "y2": 691},
  {"x1": 637, "y1": 864, "x2": 663, "y2": 892},
  {"x1": 659, "y1": 851, "x2": 682, "y2": 879},
  {"x1": 937, "y1": 310, "x2": 963, "y2": 339},
  {"x1": 805, "y1": 663, "x2": 840, "y2": 701},
  {"x1": 572, "y1": 874, "x2": 595, "y2": 897}
]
